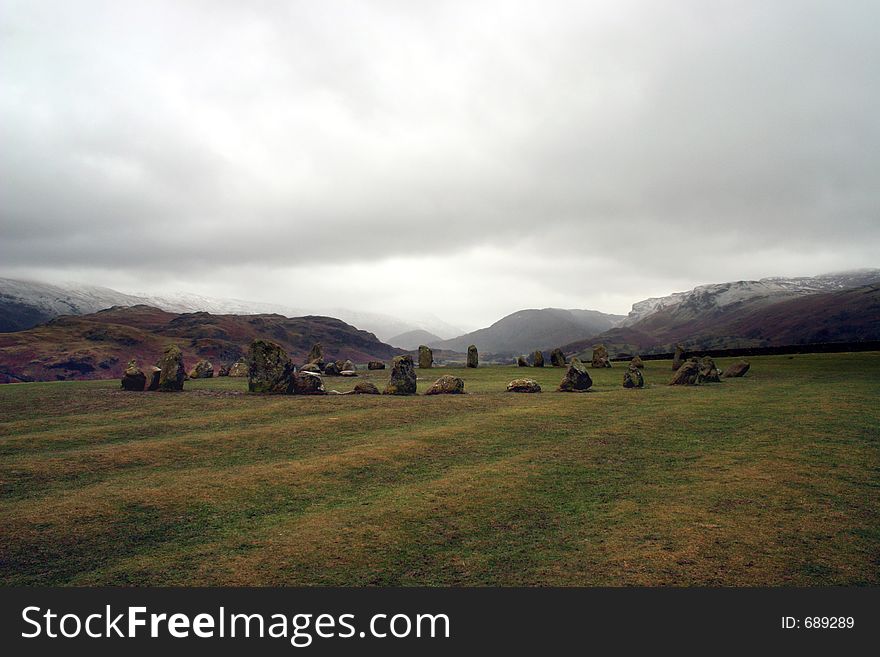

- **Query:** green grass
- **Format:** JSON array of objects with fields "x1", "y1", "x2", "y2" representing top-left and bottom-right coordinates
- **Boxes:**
[{"x1": 1, "y1": 353, "x2": 878, "y2": 586}]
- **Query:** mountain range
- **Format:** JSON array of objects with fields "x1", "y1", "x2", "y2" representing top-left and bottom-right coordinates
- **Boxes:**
[
  {"x1": 0, "y1": 278, "x2": 462, "y2": 341},
  {"x1": 0, "y1": 305, "x2": 402, "y2": 383}
]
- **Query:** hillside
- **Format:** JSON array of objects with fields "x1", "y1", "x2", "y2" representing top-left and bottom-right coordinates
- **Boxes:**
[
  {"x1": 387, "y1": 329, "x2": 444, "y2": 350},
  {"x1": 432, "y1": 308, "x2": 624, "y2": 355},
  {"x1": 0, "y1": 278, "x2": 462, "y2": 341},
  {"x1": 0, "y1": 305, "x2": 402, "y2": 383},
  {"x1": 564, "y1": 283, "x2": 880, "y2": 356}
]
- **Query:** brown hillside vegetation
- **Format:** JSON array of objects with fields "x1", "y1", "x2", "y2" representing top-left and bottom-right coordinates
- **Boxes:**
[
  {"x1": 0, "y1": 305, "x2": 402, "y2": 383},
  {"x1": 562, "y1": 284, "x2": 880, "y2": 355}
]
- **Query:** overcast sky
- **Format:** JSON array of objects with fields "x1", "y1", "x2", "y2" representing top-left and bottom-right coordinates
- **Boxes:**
[{"x1": 1, "y1": 0, "x2": 878, "y2": 329}]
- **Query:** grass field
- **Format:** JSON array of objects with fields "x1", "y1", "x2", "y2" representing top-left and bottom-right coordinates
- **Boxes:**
[{"x1": 1, "y1": 353, "x2": 878, "y2": 586}]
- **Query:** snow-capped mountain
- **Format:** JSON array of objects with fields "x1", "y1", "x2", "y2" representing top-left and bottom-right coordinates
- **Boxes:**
[
  {"x1": 622, "y1": 270, "x2": 880, "y2": 326},
  {"x1": 0, "y1": 278, "x2": 463, "y2": 341}
]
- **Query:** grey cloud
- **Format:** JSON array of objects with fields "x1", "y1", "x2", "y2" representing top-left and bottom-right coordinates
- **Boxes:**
[{"x1": 1, "y1": 0, "x2": 878, "y2": 326}]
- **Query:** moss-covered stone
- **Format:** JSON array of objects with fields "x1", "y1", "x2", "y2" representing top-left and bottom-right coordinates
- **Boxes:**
[
  {"x1": 532, "y1": 350, "x2": 544, "y2": 367},
  {"x1": 623, "y1": 366, "x2": 645, "y2": 388},
  {"x1": 121, "y1": 360, "x2": 146, "y2": 391},
  {"x1": 384, "y1": 355, "x2": 417, "y2": 395},
  {"x1": 507, "y1": 378, "x2": 541, "y2": 393},
  {"x1": 188, "y1": 359, "x2": 214, "y2": 379},
  {"x1": 466, "y1": 345, "x2": 478, "y2": 368},
  {"x1": 418, "y1": 345, "x2": 433, "y2": 369},
  {"x1": 425, "y1": 375, "x2": 465, "y2": 395},
  {"x1": 557, "y1": 358, "x2": 592, "y2": 392},
  {"x1": 157, "y1": 344, "x2": 186, "y2": 392},
  {"x1": 591, "y1": 344, "x2": 611, "y2": 368},
  {"x1": 550, "y1": 348, "x2": 566, "y2": 367},
  {"x1": 246, "y1": 339, "x2": 293, "y2": 394}
]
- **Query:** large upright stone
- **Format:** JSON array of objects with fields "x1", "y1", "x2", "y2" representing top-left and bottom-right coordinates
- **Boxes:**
[
  {"x1": 623, "y1": 366, "x2": 645, "y2": 388},
  {"x1": 672, "y1": 344, "x2": 685, "y2": 371},
  {"x1": 290, "y1": 370, "x2": 326, "y2": 395},
  {"x1": 306, "y1": 343, "x2": 324, "y2": 370},
  {"x1": 384, "y1": 355, "x2": 417, "y2": 395},
  {"x1": 550, "y1": 348, "x2": 566, "y2": 367},
  {"x1": 696, "y1": 356, "x2": 721, "y2": 383},
  {"x1": 121, "y1": 360, "x2": 146, "y2": 391},
  {"x1": 591, "y1": 344, "x2": 611, "y2": 368},
  {"x1": 722, "y1": 360, "x2": 751, "y2": 378},
  {"x1": 517, "y1": 355, "x2": 529, "y2": 367},
  {"x1": 669, "y1": 359, "x2": 700, "y2": 385},
  {"x1": 532, "y1": 350, "x2": 544, "y2": 367},
  {"x1": 418, "y1": 345, "x2": 433, "y2": 369},
  {"x1": 188, "y1": 359, "x2": 214, "y2": 379},
  {"x1": 557, "y1": 358, "x2": 592, "y2": 392},
  {"x1": 425, "y1": 375, "x2": 465, "y2": 395},
  {"x1": 246, "y1": 339, "x2": 294, "y2": 394},
  {"x1": 631, "y1": 354, "x2": 645, "y2": 369},
  {"x1": 466, "y1": 345, "x2": 478, "y2": 368},
  {"x1": 157, "y1": 344, "x2": 186, "y2": 391}
]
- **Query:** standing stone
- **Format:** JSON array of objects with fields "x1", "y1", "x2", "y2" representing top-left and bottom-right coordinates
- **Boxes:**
[
  {"x1": 630, "y1": 354, "x2": 645, "y2": 369},
  {"x1": 188, "y1": 359, "x2": 214, "y2": 379},
  {"x1": 246, "y1": 339, "x2": 294, "y2": 394},
  {"x1": 507, "y1": 378, "x2": 541, "y2": 393},
  {"x1": 722, "y1": 360, "x2": 751, "y2": 378},
  {"x1": 383, "y1": 355, "x2": 417, "y2": 395},
  {"x1": 218, "y1": 364, "x2": 230, "y2": 377},
  {"x1": 466, "y1": 345, "x2": 478, "y2": 368},
  {"x1": 342, "y1": 359, "x2": 356, "y2": 372},
  {"x1": 147, "y1": 366, "x2": 161, "y2": 391},
  {"x1": 550, "y1": 348, "x2": 566, "y2": 367},
  {"x1": 623, "y1": 366, "x2": 645, "y2": 388},
  {"x1": 323, "y1": 361, "x2": 341, "y2": 376},
  {"x1": 557, "y1": 358, "x2": 592, "y2": 392},
  {"x1": 306, "y1": 343, "x2": 324, "y2": 370},
  {"x1": 352, "y1": 381, "x2": 380, "y2": 394},
  {"x1": 591, "y1": 344, "x2": 611, "y2": 368},
  {"x1": 696, "y1": 356, "x2": 721, "y2": 383},
  {"x1": 532, "y1": 350, "x2": 544, "y2": 367},
  {"x1": 290, "y1": 370, "x2": 326, "y2": 395},
  {"x1": 425, "y1": 375, "x2": 466, "y2": 395},
  {"x1": 517, "y1": 355, "x2": 529, "y2": 367},
  {"x1": 157, "y1": 344, "x2": 186, "y2": 392},
  {"x1": 228, "y1": 359, "x2": 248, "y2": 377},
  {"x1": 669, "y1": 359, "x2": 700, "y2": 385},
  {"x1": 418, "y1": 345, "x2": 433, "y2": 369},
  {"x1": 367, "y1": 360, "x2": 386, "y2": 370},
  {"x1": 121, "y1": 360, "x2": 146, "y2": 391},
  {"x1": 672, "y1": 344, "x2": 685, "y2": 371}
]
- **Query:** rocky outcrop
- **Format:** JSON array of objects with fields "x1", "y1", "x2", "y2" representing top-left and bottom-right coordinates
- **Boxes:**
[
  {"x1": 591, "y1": 344, "x2": 611, "y2": 368},
  {"x1": 623, "y1": 366, "x2": 645, "y2": 388},
  {"x1": 157, "y1": 343, "x2": 186, "y2": 391},
  {"x1": 306, "y1": 343, "x2": 324, "y2": 370},
  {"x1": 352, "y1": 381, "x2": 380, "y2": 394},
  {"x1": 507, "y1": 378, "x2": 542, "y2": 393},
  {"x1": 121, "y1": 360, "x2": 146, "y2": 391},
  {"x1": 557, "y1": 358, "x2": 592, "y2": 392},
  {"x1": 532, "y1": 350, "x2": 544, "y2": 367},
  {"x1": 425, "y1": 375, "x2": 465, "y2": 395},
  {"x1": 697, "y1": 356, "x2": 721, "y2": 383},
  {"x1": 669, "y1": 359, "x2": 700, "y2": 385},
  {"x1": 188, "y1": 359, "x2": 214, "y2": 379},
  {"x1": 367, "y1": 360, "x2": 386, "y2": 370},
  {"x1": 630, "y1": 354, "x2": 645, "y2": 369},
  {"x1": 722, "y1": 360, "x2": 751, "y2": 378},
  {"x1": 246, "y1": 339, "x2": 294, "y2": 394},
  {"x1": 290, "y1": 370, "x2": 326, "y2": 395},
  {"x1": 517, "y1": 355, "x2": 529, "y2": 367},
  {"x1": 418, "y1": 345, "x2": 433, "y2": 369},
  {"x1": 550, "y1": 348, "x2": 566, "y2": 367},
  {"x1": 466, "y1": 345, "x2": 478, "y2": 368},
  {"x1": 672, "y1": 344, "x2": 685, "y2": 371},
  {"x1": 383, "y1": 355, "x2": 418, "y2": 395}
]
